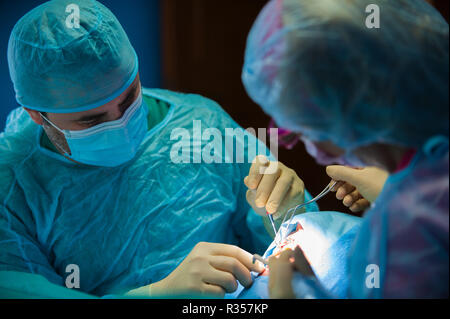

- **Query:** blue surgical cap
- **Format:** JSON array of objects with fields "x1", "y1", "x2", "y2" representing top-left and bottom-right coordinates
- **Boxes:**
[
  {"x1": 242, "y1": 0, "x2": 449, "y2": 150},
  {"x1": 7, "y1": 0, "x2": 138, "y2": 113}
]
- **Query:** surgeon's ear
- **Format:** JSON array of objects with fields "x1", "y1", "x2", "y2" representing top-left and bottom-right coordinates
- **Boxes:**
[{"x1": 23, "y1": 107, "x2": 44, "y2": 125}]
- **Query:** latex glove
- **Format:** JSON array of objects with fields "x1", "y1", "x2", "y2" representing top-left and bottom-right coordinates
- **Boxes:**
[
  {"x1": 326, "y1": 165, "x2": 389, "y2": 213},
  {"x1": 139, "y1": 242, "x2": 265, "y2": 298},
  {"x1": 244, "y1": 155, "x2": 305, "y2": 221},
  {"x1": 268, "y1": 246, "x2": 314, "y2": 299}
]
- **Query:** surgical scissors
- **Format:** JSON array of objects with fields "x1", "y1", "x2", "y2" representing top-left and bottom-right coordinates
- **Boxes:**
[{"x1": 273, "y1": 181, "x2": 338, "y2": 245}]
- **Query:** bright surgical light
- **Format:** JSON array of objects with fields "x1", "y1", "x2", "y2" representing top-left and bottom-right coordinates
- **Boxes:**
[{"x1": 270, "y1": 221, "x2": 334, "y2": 275}]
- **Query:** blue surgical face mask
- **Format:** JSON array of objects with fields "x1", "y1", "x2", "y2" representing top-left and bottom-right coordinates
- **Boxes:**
[
  {"x1": 301, "y1": 137, "x2": 366, "y2": 167},
  {"x1": 41, "y1": 94, "x2": 149, "y2": 167}
]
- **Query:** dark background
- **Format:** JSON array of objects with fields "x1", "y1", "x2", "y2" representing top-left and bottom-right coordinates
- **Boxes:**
[
  {"x1": 159, "y1": 0, "x2": 449, "y2": 212},
  {"x1": 1, "y1": 0, "x2": 448, "y2": 212}
]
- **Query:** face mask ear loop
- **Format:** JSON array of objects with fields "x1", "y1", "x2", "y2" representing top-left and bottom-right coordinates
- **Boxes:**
[
  {"x1": 40, "y1": 113, "x2": 72, "y2": 157},
  {"x1": 40, "y1": 113, "x2": 64, "y2": 133}
]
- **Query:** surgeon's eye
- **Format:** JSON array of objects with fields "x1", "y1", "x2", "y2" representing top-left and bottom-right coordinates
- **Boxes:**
[{"x1": 79, "y1": 119, "x2": 101, "y2": 127}]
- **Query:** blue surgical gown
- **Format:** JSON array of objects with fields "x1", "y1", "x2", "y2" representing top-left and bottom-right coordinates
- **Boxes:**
[
  {"x1": 287, "y1": 136, "x2": 449, "y2": 299},
  {"x1": 1, "y1": 88, "x2": 319, "y2": 297},
  {"x1": 349, "y1": 136, "x2": 449, "y2": 298}
]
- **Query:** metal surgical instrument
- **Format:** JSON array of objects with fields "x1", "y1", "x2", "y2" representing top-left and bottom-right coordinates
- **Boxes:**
[{"x1": 274, "y1": 181, "x2": 338, "y2": 245}]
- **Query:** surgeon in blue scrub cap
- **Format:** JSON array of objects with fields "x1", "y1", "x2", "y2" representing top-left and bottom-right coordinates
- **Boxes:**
[
  {"x1": 0, "y1": 0, "x2": 316, "y2": 298},
  {"x1": 243, "y1": 0, "x2": 448, "y2": 298}
]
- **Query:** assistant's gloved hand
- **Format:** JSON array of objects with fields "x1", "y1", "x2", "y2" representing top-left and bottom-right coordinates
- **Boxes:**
[
  {"x1": 326, "y1": 166, "x2": 389, "y2": 213},
  {"x1": 130, "y1": 242, "x2": 265, "y2": 298},
  {"x1": 244, "y1": 155, "x2": 305, "y2": 222},
  {"x1": 268, "y1": 246, "x2": 315, "y2": 299}
]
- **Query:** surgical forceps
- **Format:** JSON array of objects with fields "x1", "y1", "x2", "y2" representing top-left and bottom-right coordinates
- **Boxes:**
[{"x1": 273, "y1": 181, "x2": 338, "y2": 245}]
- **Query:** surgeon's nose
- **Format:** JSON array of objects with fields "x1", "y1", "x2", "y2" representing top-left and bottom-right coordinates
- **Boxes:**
[{"x1": 110, "y1": 106, "x2": 127, "y2": 122}]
